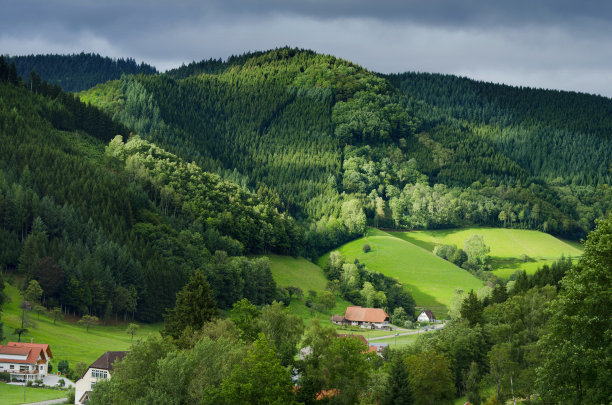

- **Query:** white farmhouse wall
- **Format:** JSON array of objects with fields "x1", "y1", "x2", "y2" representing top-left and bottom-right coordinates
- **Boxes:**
[
  {"x1": 75, "y1": 368, "x2": 111, "y2": 404},
  {"x1": 417, "y1": 312, "x2": 430, "y2": 322}
]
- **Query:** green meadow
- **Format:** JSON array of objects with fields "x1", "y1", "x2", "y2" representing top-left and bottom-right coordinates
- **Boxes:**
[
  {"x1": 1, "y1": 283, "x2": 162, "y2": 368},
  {"x1": 0, "y1": 382, "x2": 67, "y2": 404},
  {"x1": 369, "y1": 333, "x2": 420, "y2": 347},
  {"x1": 319, "y1": 229, "x2": 483, "y2": 317},
  {"x1": 393, "y1": 227, "x2": 583, "y2": 279},
  {"x1": 267, "y1": 255, "x2": 354, "y2": 324}
]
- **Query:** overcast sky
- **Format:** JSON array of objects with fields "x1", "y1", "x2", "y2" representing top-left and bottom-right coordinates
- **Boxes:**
[{"x1": 2, "y1": 0, "x2": 612, "y2": 97}]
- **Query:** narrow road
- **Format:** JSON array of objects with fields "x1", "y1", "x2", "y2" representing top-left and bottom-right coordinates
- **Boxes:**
[
  {"x1": 19, "y1": 399, "x2": 67, "y2": 405},
  {"x1": 367, "y1": 323, "x2": 445, "y2": 341}
]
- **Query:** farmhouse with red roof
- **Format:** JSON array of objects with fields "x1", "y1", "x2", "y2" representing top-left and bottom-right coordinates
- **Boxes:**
[
  {"x1": 0, "y1": 342, "x2": 53, "y2": 381},
  {"x1": 330, "y1": 306, "x2": 390, "y2": 330}
]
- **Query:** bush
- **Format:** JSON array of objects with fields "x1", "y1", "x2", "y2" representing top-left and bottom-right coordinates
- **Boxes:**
[
  {"x1": 391, "y1": 307, "x2": 408, "y2": 326},
  {"x1": 362, "y1": 243, "x2": 371, "y2": 253},
  {"x1": 0, "y1": 371, "x2": 10, "y2": 382},
  {"x1": 48, "y1": 363, "x2": 53, "y2": 373},
  {"x1": 26, "y1": 380, "x2": 33, "y2": 387},
  {"x1": 450, "y1": 248, "x2": 468, "y2": 267},
  {"x1": 434, "y1": 244, "x2": 457, "y2": 260},
  {"x1": 57, "y1": 359, "x2": 69, "y2": 374},
  {"x1": 66, "y1": 388, "x2": 75, "y2": 403},
  {"x1": 58, "y1": 379, "x2": 65, "y2": 388},
  {"x1": 483, "y1": 394, "x2": 502, "y2": 405}
]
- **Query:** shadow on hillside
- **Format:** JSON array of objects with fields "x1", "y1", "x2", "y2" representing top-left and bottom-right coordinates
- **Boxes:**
[
  {"x1": 400, "y1": 281, "x2": 449, "y2": 319},
  {"x1": 389, "y1": 233, "x2": 437, "y2": 252},
  {"x1": 489, "y1": 256, "x2": 535, "y2": 271}
]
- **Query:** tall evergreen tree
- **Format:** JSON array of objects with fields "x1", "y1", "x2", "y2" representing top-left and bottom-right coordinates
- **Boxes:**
[
  {"x1": 162, "y1": 271, "x2": 218, "y2": 339},
  {"x1": 384, "y1": 353, "x2": 413, "y2": 405},
  {"x1": 460, "y1": 290, "x2": 484, "y2": 326}
]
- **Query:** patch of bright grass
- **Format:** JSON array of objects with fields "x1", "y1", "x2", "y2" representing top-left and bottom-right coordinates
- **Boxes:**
[
  {"x1": 0, "y1": 382, "x2": 67, "y2": 404},
  {"x1": 392, "y1": 227, "x2": 583, "y2": 279},
  {"x1": 2, "y1": 283, "x2": 162, "y2": 367},
  {"x1": 320, "y1": 229, "x2": 483, "y2": 317}
]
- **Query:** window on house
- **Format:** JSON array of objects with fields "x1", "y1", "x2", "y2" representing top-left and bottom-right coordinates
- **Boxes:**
[
  {"x1": 10, "y1": 365, "x2": 14, "y2": 369},
  {"x1": 91, "y1": 369, "x2": 108, "y2": 379}
]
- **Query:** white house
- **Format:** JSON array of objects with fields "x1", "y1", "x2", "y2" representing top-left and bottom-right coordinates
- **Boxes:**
[
  {"x1": 417, "y1": 309, "x2": 437, "y2": 323},
  {"x1": 75, "y1": 351, "x2": 128, "y2": 404},
  {"x1": 0, "y1": 342, "x2": 53, "y2": 382}
]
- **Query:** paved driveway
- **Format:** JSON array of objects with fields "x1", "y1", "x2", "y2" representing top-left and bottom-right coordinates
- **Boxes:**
[{"x1": 42, "y1": 374, "x2": 75, "y2": 388}]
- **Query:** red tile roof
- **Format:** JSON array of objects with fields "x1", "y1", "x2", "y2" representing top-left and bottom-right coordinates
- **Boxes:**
[
  {"x1": 0, "y1": 343, "x2": 50, "y2": 365},
  {"x1": 344, "y1": 306, "x2": 389, "y2": 323},
  {"x1": 0, "y1": 347, "x2": 31, "y2": 355},
  {"x1": 7, "y1": 342, "x2": 53, "y2": 359}
]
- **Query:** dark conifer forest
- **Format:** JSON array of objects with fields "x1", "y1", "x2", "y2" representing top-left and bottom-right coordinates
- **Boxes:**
[{"x1": 7, "y1": 53, "x2": 157, "y2": 92}]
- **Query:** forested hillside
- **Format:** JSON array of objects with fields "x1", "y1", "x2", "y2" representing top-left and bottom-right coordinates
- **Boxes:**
[
  {"x1": 2, "y1": 48, "x2": 611, "y2": 321},
  {"x1": 387, "y1": 72, "x2": 612, "y2": 186},
  {"x1": 7, "y1": 53, "x2": 157, "y2": 92},
  {"x1": 0, "y1": 56, "x2": 301, "y2": 322},
  {"x1": 81, "y1": 48, "x2": 611, "y2": 243}
]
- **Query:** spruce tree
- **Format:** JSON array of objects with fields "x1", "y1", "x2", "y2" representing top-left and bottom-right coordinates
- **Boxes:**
[
  {"x1": 460, "y1": 290, "x2": 484, "y2": 326},
  {"x1": 384, "y1": 354, "x2": 413, "y2": 405},
  {"x1": 162, "y1": 270, "x2": 218, "y2": 339}
]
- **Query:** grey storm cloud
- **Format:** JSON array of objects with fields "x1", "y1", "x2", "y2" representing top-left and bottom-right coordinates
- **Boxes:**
[
  {"x1": 2, "y1": 0, "x2": 612, "y2": 97},
  {"x1": 4, "y1": 0, "x2": 612, "y2": 29}
]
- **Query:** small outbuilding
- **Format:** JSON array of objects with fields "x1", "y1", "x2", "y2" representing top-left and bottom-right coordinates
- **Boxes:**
[{"x1": 416, "y1": 309, "x2": 437, "y2": 323}]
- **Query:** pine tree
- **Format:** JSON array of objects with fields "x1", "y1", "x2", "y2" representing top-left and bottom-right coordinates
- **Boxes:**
[
  {"x1": 460, "y1": 290, "x2": 484, "y2": 326},
  {"x1": 384, "y1": 353, "x2": 414, "y2": 405},
  {"x1": 162, "y1": 271, "x2": 218, "y2": 339}
]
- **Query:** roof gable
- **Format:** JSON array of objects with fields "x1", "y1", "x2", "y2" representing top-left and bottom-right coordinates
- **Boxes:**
[
  {"x1": 89, "y1": 351, "x2": 129, "y2": 373},
  {"x1": 419, "y1": 310, "x2": 436, "y2": 320},
  {"x1": 0, "y1": 344, "x2": 46, "y2": 364}
]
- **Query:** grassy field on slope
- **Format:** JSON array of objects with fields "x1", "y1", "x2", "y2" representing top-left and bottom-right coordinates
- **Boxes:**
[
  {"x1": 2, "y1": 283, "x2": 162, "y2": 367},
  {"x1": 319, "y1": 229, "x2": 483, "y2": 317},
  {"x1": 0, "y1": 382, "x2": 67, "y2": 404},
  {"x1": 267, "y1": 255, "x2": 355, "y2": 324},
  {"x1": 392, "y1": 228, "x2": 583, "y2": 279}
]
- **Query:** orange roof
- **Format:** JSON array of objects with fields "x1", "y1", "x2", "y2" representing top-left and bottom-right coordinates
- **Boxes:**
[
  {"x1": 7, "y1": 342, "x2": 53, "y2": 359},
  {"x1": 344, "y1": 306, "x2": 389, "y2": 323},
  {"x1": 0, "y1": 343, "x2": 53, "y2": 365},
  {"x1": 0, "y1": 345, "x2": 47, "y2": 365},
  {"x1": 0, "y1": 347, "x2": 31, "y2": 356}
]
